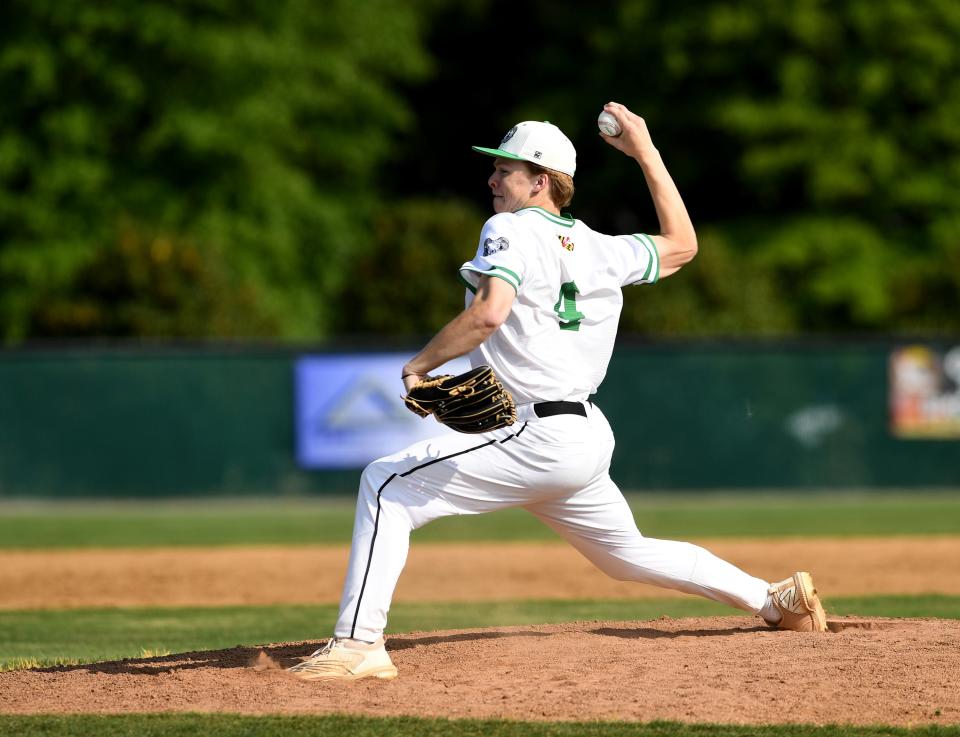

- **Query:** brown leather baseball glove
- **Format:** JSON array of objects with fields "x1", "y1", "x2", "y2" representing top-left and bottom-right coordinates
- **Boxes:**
[{"x1": 403, "y1": 365, "x2": 517, "y2": 434}]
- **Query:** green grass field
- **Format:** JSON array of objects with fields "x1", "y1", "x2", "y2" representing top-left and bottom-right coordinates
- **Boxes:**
[
  {"x1": 2, "y1": 714, "x2": 958, "y2": 737},
  {"x1": 2, "y1": 493, "x2": 958, "y2": 737},
  {"x1": 2, "y1": 492, "x2": 959, "y2": 548},
  {"x1": 3, "y1": 714, "x2": 958, "y2": 737}
]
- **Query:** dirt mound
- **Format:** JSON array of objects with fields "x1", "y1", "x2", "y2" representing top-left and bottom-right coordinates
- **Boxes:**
[{"x1": 1, "y1": 617, "x2": 957, "y2": 726}]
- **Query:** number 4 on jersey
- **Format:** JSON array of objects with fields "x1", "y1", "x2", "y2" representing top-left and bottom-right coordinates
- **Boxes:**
[{"x1": 554, "y1": 281, "x2": 585, "y2": 331}]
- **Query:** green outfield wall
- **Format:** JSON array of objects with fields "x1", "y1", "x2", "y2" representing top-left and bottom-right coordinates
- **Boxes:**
[{"x1": 0, "y1": 341, "x2": 957, "y2": 497}]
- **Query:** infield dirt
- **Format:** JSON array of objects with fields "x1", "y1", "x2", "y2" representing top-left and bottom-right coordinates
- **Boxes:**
[
  {"x1": 1, "y1": 617, "x2": 957, "y2": 726},
  {"x1": 3, "y1": 537, "x2": 960, "y2": 609},
  {"x1": 2, "y1": 538, "x2": 959, "y2": 725}
]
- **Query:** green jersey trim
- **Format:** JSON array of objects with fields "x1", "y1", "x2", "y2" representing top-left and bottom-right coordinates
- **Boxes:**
[
  {"x1": 641, "y1": 233, "x2": 661, "y2": 283},
  {"x1": 460, "y1": 265, "x2": 521, "y2": 294},
  {"x1": 458, "y1": 273, "x2": 477, "y2": 295},
  {"x1": 630, "y1": 233, "x2": 660, "y2": 284},
  {"x1": 517, "y1": 206, "x2": 575, "y2": 228},
  {"x1": 492, "y1": 265, "x2": 521, "y2": 284}
]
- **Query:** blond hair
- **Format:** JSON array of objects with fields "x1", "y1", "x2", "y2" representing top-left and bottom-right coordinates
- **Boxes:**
[{"x1": 525, "y1": 163, "x2": 575, "y2": 209}]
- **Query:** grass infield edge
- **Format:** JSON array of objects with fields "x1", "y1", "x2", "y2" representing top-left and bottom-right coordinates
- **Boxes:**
[
  {"x1": 0, "y1": 714, "x2": 958, "y2": 737},
  {"x1": 2, "y1": 595, "x2": 958, "y2": 672}
]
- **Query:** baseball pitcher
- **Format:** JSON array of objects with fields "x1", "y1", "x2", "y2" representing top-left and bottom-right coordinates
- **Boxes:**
[{"x1": 288, "y1": 102, "x2": 827, "y2": 681}]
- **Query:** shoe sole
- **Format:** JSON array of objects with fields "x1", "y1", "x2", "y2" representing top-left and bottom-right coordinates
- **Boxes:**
[
  {"x1": 291, "y1": 665, "x2": 398, "y2": 682},
  {"x1": 794, "y1": 571, "x2": 828, "y2": 632}
]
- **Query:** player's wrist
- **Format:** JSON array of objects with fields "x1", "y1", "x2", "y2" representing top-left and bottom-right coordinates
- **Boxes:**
[{"x1": 633, "y1": 146, "x2": 661, "y2": 168}]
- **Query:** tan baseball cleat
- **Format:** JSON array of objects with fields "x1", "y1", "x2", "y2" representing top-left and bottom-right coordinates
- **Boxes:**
[
  {"x1": 765, "y1": 571, "x2": 828, "y2": 632},
  {"x1": 287, "y1": 637, "x2": 398, "y2": 681}
]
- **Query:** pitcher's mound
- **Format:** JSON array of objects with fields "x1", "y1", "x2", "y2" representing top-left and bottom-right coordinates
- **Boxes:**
[{"x1": 2, "y1": 616, "x2": 957, "y2": 725}]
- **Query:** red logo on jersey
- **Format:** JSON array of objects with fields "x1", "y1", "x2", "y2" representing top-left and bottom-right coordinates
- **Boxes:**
[{"x1": 557, "y1": 235, "x2": 575, "y2": 252}]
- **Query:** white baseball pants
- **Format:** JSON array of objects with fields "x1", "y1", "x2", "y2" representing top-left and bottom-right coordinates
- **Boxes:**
[{"x1": 334, "y1": 402, "x2": 771, "y2": 642}]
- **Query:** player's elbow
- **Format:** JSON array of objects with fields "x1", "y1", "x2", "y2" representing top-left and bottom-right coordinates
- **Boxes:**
[
  {"x1": 470, "y1": 303, "x2": 507, "y2": 333},
  {"x1": 678, "y1": 230, "x2": 698, "y2": 263},
  {"x1": 656, "y1": 233, "x2": 698, "y2": 278}
]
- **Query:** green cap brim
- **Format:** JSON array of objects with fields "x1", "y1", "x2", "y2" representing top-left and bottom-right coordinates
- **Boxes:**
[{"x1": 472, "y1": 146, "x2": 526, "y2": 161}]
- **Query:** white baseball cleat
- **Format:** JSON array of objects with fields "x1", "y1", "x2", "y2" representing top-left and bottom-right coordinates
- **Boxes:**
[
  {"x1": 287, "y1": 637, "x2": 398, "y2": 681},
  {"x1": 765, "y1": 571, "x2": 828, "y2": 632}
]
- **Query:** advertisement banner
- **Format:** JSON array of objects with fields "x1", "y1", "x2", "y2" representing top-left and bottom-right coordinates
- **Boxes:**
[
  {"x1": 295, "y1": 353, "x2": 471, "y2": 468},
  {"x1": 889, "y1": 344, "x2": 960, "y2": 439}
]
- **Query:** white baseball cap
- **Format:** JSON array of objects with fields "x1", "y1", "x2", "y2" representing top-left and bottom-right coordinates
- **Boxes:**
[{"x1": 473, "y1": 121, "x2": 577, "y2": 177}]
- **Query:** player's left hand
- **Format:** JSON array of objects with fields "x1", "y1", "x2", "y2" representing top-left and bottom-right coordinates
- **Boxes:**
[
  {"x1": 402, "y1": 369, "x2": 427, "y2": 393},
  {"x1": 599, "y1": 102, "x2": 657, "y2": 161}
]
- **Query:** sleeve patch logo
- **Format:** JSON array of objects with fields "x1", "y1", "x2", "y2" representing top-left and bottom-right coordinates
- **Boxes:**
[
  {"x1": 483, "y1": 236, "x2": 510, "y2": 256},
  {"x1": 557, "y1": 235, "x2": 575, "y2": 251}
]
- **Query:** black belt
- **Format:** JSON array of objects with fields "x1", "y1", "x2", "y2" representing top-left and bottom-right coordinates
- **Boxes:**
[{"x1": 533, "y1": 401, "x2": 587, "y2": 418}]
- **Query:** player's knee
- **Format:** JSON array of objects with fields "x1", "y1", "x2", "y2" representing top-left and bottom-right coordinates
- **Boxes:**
[
  {"x1": 358, "y1": 459, "x2": 392, "y2": 499},
  {"x1": 602, "y1": 563, "x2": 637, "y2": 582}
]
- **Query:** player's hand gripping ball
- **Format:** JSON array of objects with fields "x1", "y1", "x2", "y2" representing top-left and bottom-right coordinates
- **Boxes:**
[
  {"x1": 598, "y1": 111, "x2": 622, "y2": 137},
  {"x1": 404, "y1": 365, "x2": 517, "y2": 434}
]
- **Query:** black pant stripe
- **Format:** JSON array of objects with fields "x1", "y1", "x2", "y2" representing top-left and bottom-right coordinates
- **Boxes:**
[
  {"x1": 501, "y1": 422, "x2": 527, "y2": 442},
  {"x1": 349, "y1": 471, "x2": 396, "y2": 639},
  {"x1": 348, "y1": 422, "x2": 528, "y2": 639}
]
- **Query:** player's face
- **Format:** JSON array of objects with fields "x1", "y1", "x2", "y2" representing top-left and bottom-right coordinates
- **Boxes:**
[{"x1": 488, "y1": 158, "x2": 538, "y2": 213}]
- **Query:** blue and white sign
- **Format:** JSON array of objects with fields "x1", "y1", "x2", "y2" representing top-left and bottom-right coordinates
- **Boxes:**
[{"x1": 295, "y1": 353, "x2": 470, "y2": 468}]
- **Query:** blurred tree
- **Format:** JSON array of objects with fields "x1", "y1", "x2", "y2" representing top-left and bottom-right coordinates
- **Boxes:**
[
  {"x1": 694, "y1": 0, "x2": 960, "y2": 332},
  {"x1": 378, "y1": 0, "x2": 960, "y2": 336},
  {"x1": 331, "y1": 197, "x2": 486, "y2": 335},
  {"x1": 0, "y1": 0, "x2": 430, "y2": 341},
  {"x1": 577, "y1": 0, "x2": 960, "y2": 333},
  {"x1": 3, "y1": 0, "x2": 957, "y2": 341},
  {"x1": 28, "y1": 219, "x2": 279, "y2": 337}
]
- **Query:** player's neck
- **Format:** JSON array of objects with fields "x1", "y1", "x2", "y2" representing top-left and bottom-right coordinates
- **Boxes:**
[{"x1": 516, "y1": 194, "x2": 560, "y2": 216}]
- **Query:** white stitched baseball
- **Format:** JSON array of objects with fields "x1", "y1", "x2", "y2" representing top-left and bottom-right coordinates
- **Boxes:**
[{"x1": 597, "y1": 111, "x2": 622, "y2": 137}]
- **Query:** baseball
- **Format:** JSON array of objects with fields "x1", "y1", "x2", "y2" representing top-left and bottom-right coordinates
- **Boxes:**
[{"x1": 597, "y1": 111, "x2": 622, "y2": 137}]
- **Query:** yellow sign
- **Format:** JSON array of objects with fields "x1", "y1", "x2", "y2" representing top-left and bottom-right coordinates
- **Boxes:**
[{"x1": 889, "y1": 345, "x2": 960, "y2": 439}]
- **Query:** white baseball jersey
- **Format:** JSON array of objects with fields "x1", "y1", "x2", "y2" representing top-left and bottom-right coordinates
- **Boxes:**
[{"x1": 458, "y1": 206, "x2": 659, "y2": 405}]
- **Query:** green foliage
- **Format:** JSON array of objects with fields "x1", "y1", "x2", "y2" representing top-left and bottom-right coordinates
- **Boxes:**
[
  {"x1": 414, "y1": 0, "x2": 960, "y2": 335},
  {"x1": 332, "y1": 197, "x2": 486, "y2": 335},
  {"x1": 28, "y1": 220, "x2": 278, "y2": 337},
  {"x1": 624, "y1": 0, "x2": 960, "y2": 332},
  {"x1": 620, "y1": 228, "x2": 794, "y2": 335},
  {"x1": 0, "y1": 0, "x2": 430, "y2": 341},
  {"x1": 2, "y1": 1, "x2": 959, "y2": 338},
  {"x1": 704, "y1": 0, "x2": 960, "y2": 332}
]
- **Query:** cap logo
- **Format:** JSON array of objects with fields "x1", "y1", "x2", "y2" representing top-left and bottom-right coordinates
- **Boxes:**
[
  {"x1": 533, "y1": 151, "x2": 542, "y2": 159},
  {"x1": 501, "y1": 126, "x2": 517, "y2": 145}
]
